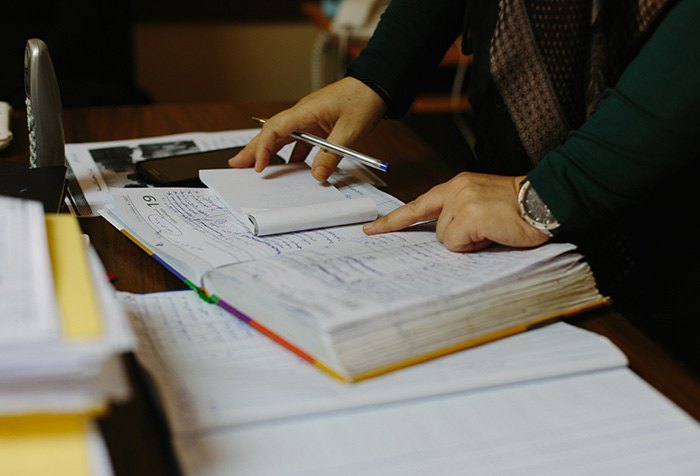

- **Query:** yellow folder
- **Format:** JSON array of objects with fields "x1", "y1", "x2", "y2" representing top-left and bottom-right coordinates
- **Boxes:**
[
  {"x1": 45, "y1": 214, "x2": 103, "y2": 338},
  {"x1": 0, "y1": 414, "x2": 93, "y2": 476}
]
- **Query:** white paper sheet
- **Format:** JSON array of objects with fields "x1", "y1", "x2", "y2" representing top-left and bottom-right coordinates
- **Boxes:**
[
  {"x1": 119, "y1": 291, "x2": 700, "y2": 476},
  {"x1": 173, "y1": 369, "x2": 700, "y2": 476},
  {"x1": 119, "y1": 290, "x2": 626, "y2": 434},
  {"x1": 0, "y1": 196, "x2": 60, "y2": 344}
]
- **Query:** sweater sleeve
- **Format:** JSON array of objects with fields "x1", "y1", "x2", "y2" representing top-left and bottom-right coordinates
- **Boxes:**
[
  {"x1": 528, "y1": 0, "x2": 700, "y2": 230},
  {"x1": 346, "y1": 0, "x2": 467, "y2": 118}
]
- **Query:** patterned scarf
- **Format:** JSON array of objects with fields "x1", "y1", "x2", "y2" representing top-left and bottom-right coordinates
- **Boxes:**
[{"x1": 489, "y1": 0, "x2": 673, "y2": 163}]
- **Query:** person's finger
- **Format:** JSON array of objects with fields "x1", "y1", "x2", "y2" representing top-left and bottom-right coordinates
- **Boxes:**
[
  {"x1": 310, "y1": 149, "x2": 343, "y2": 182},
  {"x1": 364, "y1": 192, "x2": 444, "y2": 235},
  {"x1": 310, "y1": 117, "x2": 368, "y2": 181},
  {"x1": 228, "y1": 137, "x2": 258, "y2": 168},
  {"x1": 439, "y1": 215, "x2": 492, "y2": 252},
  {"x1": 254, "y1": 134, "x2": 295, "y2": 172},
  {"x1": 434, "y1": 210, "x2": 453, "y2": 244},
  {"x1": 228, "y1": 126, "x2": 295, "y2": 171},
  {"x1": 452, "y1": 239, "x2": 493, "y2": 253},
  {"x1": 247, "y1": 113, "x2": 309, "y2": 171}
]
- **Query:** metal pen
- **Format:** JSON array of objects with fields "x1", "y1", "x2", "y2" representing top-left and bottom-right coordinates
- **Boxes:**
[{"x1": 252, "y1": 117, "x2": 389, "y2": 172}]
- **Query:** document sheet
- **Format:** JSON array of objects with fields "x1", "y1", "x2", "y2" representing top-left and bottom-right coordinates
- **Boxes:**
[
  {"x1": 103, "y1": 168, "x2": 402, "y2": 286},
  {"x1": 175, "y1": 369, "x2": 700, "y2": 476},
  {"x1": 120, "y1": 290, "x2": 626, "y2": 432},
  {"x1": 119, "y1": 290, "x2": 700, "y2": 476},
  {"x1": 0, "y1": 196, "x2": 60, "y2": 344}
]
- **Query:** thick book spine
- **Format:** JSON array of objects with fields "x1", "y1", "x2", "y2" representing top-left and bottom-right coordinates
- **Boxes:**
[
  {"x1": 213, "y1": 294, "x2": 608, "y2": 383},
  {"x1": 343, "y1": 299, "x2": 610, "y2": 382}
]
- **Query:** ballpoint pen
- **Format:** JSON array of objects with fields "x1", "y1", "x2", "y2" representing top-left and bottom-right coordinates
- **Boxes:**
[{"x1": 252, "y1": 117, "x2": 389, "y2": 172}]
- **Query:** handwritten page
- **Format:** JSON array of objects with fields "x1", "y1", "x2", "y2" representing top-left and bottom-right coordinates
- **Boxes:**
[
  {"x1": 199, "y1": 235, "x2": 603, "y2": 377},
  {"x1": 104, "y1": 171, "x2": 402, "y2": 285},
  {"x1": 119, "y1": 290, "x2": 626, "y2": 434},
  {"x1": 123, "y1": 290, "x2": 700, "y2": 475},
  {"x1": 173, "y1": 368, "x2": 700, "y2": 476},
  {"x1": 201, "y1": 164, "x2": 378, "y2": 236},
  {"x1": 0, "y1": 196, "x2": 60, "y2": 345},
  {"x1": 205, "y1": 235, "x2": 591, "y2": 329}
]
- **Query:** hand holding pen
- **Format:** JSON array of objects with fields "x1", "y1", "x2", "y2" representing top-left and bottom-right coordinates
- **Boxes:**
[
  {"x1": 251, "y1": 117, "x2": 389, "y2": 173},
  {"x1": 228, "y1": 77, "x2": 388, "y2": 182}
]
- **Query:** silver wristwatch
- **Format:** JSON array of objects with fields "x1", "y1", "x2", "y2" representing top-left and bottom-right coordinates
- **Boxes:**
[{"x1": 518, "y1": 179, "x2": 561, "y2": 237}]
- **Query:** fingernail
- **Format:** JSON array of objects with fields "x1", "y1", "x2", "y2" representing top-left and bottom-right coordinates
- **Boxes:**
[
  {"x1": 362, "y1": 222, "x2": 374, "y2": 234},
  {"x1": 313, "y1": 166, "x2": 329, "y2": 181}
]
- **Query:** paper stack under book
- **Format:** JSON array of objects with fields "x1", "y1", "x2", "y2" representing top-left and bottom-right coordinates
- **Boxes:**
[
  {"x1": 0, "y1": 195, "x2": 133, "y2": 476},
  {"x1": 119, "y1": 290, "x2": 700, "y2": 476},
  {"x1": 101, "y1": 160, "x2": 607, "y2": 382}
]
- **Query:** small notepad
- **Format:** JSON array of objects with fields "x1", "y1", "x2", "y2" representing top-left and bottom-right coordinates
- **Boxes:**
[{"x1": 200, "y1": 163, "x2": 378, "y2": 236}]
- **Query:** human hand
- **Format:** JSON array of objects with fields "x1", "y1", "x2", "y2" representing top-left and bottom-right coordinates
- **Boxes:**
[
  {"x1": 363, "y1": 172, "x2": 551, "y2": 252},
  {"x1": 229, "y1": 76, "x2": 387, "y2": 182}
]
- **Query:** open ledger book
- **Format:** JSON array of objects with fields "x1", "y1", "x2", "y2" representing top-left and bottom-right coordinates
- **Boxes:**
[{"x1": 101, "y1": 164, "x2": 607, "y2": 382}]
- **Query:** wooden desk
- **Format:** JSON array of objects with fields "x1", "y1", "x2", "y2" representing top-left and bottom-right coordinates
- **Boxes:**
[{"x1": 4, "y1": 102, "x2": 700, "y2": 475}]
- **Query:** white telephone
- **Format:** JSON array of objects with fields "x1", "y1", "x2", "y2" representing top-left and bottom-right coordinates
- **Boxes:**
[{"x1": 330, "y1": 0, "x2": 390, "y2": 40}]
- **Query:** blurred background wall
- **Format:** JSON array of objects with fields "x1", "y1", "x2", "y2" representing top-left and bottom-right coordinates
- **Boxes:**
[
  {"x1": 132, "y1": 21, "x2": 318, "y2": 104},
  {"x1": 0, "y1": 1, "x2": 322, "y2": 108}
]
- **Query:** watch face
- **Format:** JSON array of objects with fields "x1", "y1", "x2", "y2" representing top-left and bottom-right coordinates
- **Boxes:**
[
  {"x1": 519, "y1": 180, "x2": 560, "y2": 234},
  {"x1": 524, "y1": 185, "x2": 558, "y2": 226}
]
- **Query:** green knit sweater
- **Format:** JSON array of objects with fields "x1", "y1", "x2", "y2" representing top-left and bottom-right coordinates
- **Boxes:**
[
  {"x1": 529, "y1": 0, "x2": 700, "y2": 230},
  {"x1": 347, "y1": 0, "x2": 700, "y2": 232}
]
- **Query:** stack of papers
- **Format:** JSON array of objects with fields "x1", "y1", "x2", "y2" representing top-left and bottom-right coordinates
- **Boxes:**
[{"x1": 0, "y1": 195, "x2": 134, "y2": 476}]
